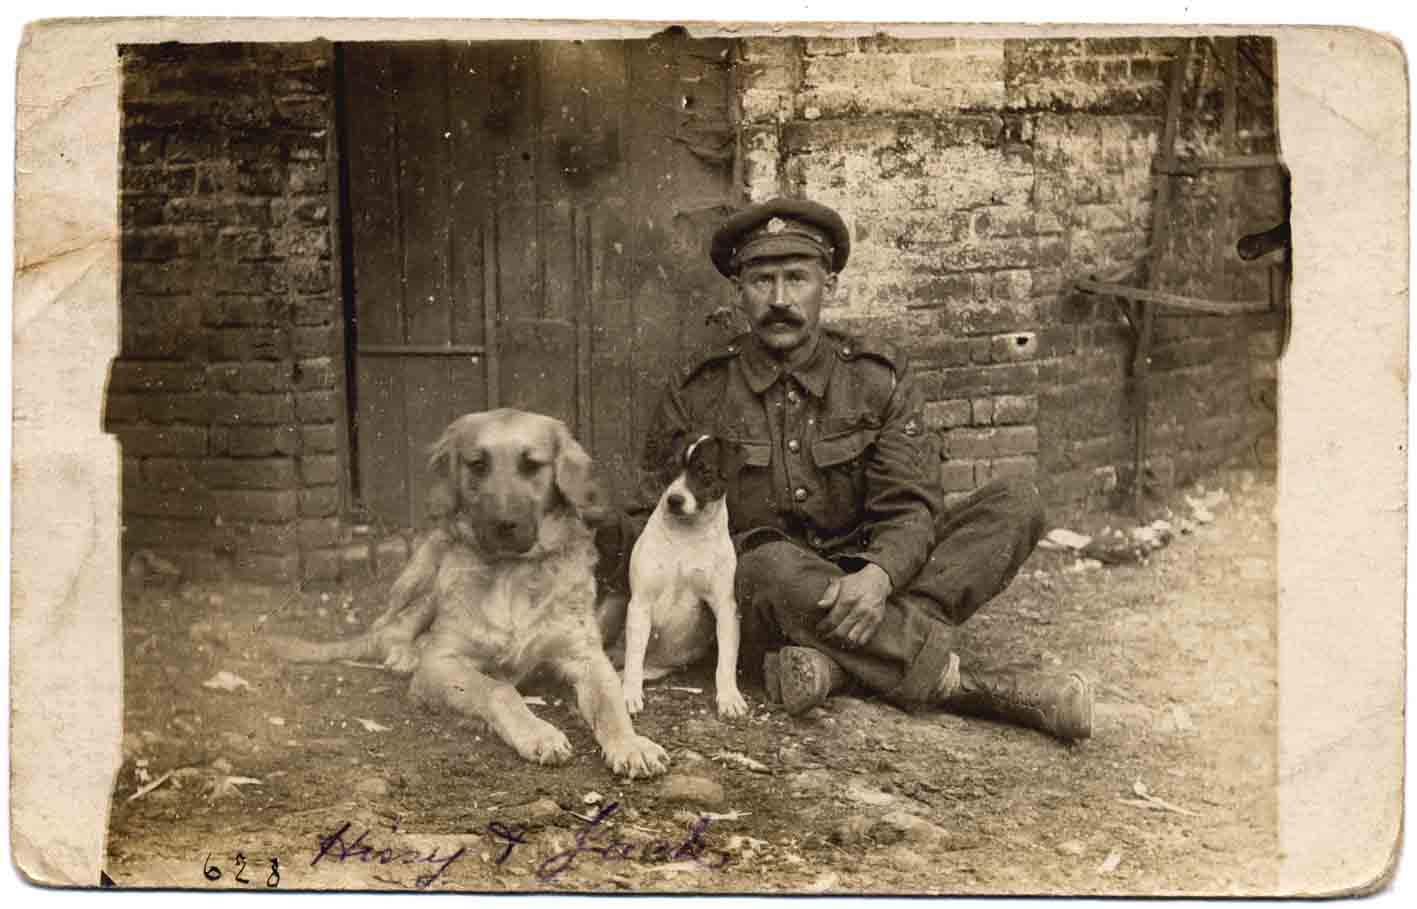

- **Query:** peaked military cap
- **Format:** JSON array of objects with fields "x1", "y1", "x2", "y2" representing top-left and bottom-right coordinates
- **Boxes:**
[{"x1": 710, "y1": 198, "x2": 851, "y2": 277}]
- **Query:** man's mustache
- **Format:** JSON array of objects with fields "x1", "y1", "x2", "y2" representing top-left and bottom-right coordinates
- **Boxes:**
[{"x1": 759, "y1": 311, "x2": 804, "y2": 328}]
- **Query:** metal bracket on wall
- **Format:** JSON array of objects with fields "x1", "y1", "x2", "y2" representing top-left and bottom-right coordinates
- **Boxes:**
[{"x1": 1070, "y1": 37, "x2": 1290, "y2": 518}]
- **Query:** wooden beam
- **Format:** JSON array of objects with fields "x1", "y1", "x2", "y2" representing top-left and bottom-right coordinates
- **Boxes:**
[
  {"x1": 1153, "y1": 153, "x2": 1282, "y2": 176},
  {"x1": 1077, "y1": 279, "x2": 1271, "y2": 315},
  {"x1": 1133, "y1": 40, "x2": 1192, "y2": 519}
]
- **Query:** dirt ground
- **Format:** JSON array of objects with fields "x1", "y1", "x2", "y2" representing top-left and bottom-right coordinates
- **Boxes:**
[{"x1": 104, "y1": 464, "x2": 1277, "y2": 895}]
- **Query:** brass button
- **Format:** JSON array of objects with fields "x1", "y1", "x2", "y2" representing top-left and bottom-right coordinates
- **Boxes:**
[
  {"x1": 786, "y1": 390, "x2": 799, "y2": 405},
  {"x1": 842, "y1": 346, "x2": 852, "y2": 356},
  {"x1": 809, "y1": 532, "x2": 823, "y2": 547},
  {"x1": 793, "y1": 487, "x2": 808, "y2": 502},
  {"x1": 787, "y1": 439, "x2": 801, "y2": 454},
  {"x1": 727, "y1": 344, "x2": 738, "y2": 353}
]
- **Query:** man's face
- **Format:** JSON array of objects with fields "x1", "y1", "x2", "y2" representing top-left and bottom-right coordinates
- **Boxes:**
[{"x1": 733, "y1": 256, "x2": 836, "y2": 357}]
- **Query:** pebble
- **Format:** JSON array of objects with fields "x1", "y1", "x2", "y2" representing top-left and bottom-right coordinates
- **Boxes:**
[
  {"x1": 657, "y1": 774, "x2": 725, "y2": 807},
  {"x1": 503, "y1": 797, "x2": 561, "y2": 824},
  {"x1": 828, "y1": 815, "x2": 874, "y2": 846},
  {"x1": 873, "y1": 810, "x2": 949, "y2": 846},
  {"x1": 885, "y1": 844, "x2": 930, "y2": 872},
  {"x1": 355, "y1": 777, "x2": 390, "y2": 798},
  {"x1": 845, "y1": 779, "x2": 895, "y2": 807},
  {"x1": 1056, "y1": 839, "x2": 1086, "y2": 856}
]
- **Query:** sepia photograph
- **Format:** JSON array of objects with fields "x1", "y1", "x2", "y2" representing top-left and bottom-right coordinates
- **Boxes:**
[{"x1": 8, "y1": 14, "x2": 1406, "y2": 898}]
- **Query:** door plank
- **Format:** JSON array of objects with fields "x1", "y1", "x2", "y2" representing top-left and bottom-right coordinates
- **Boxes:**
[
  {"x1": 448, "y1": 42, "x2": 492, "y2": 347},
  {"x1": 396, "y1": 44, "x2": 455, "y2": 348}
]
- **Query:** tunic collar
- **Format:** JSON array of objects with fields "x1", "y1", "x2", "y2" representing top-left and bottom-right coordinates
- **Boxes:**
[{"x1": 738, "y1": 330, "x2": 836, "y2": 398}]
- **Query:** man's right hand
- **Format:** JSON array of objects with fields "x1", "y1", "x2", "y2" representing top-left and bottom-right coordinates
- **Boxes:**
[{"x1": 815, "y1": 562, "x2": 893, "y2": 648}]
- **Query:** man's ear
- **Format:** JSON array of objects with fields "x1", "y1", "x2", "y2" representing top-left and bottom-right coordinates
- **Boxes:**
[
  {"x1": 553, "y1": 419, "x2": 605, "y2": 519},
  {"x1": 822, "y1": 269, "x2": 839, "y2": 297}
]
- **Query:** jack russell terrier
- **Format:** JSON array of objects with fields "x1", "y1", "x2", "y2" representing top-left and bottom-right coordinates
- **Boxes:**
[{"x1": 622, "y1": 435, "x2": 749, "y2": 719}]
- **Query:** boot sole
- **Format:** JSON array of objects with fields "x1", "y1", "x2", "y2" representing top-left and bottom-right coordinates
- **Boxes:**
[{"x1": 778, "y1": 647, "x2": 833, "y2": 716}]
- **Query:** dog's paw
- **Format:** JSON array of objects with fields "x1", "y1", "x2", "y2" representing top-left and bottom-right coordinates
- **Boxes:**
[
  {"x1": 716, "y1": 688, "x2": 750, "y2": 720},
  {"x1": 515, "y1": 720, "x2": 574, "y2": 766},
  {"x1": 623, "y1": 683, "x2": 645, "y2": 716},
  {"x1": 603, "y1": 734, "x2": 670, "y2": 779},
  {"x1": 383, "y1": 642, "x2": 419, "y2": 675}
]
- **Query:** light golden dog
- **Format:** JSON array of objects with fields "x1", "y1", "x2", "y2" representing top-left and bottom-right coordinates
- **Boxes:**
[{"x1": 270, "y1": 409, "x2": 669, "y2": 779}]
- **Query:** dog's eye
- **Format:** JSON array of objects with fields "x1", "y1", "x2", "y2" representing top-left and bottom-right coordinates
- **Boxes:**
[
  {"x1": 462, "y1": 455, "x2": 487, "y2": 476},
  {"x1": 520, "y1": 454, "x2": 548, "y2": 475}
]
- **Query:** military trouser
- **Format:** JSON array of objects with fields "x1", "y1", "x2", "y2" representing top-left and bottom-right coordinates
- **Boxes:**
[{"x1": 733, "y1": 480, "x2": 1045, "y2": 709}]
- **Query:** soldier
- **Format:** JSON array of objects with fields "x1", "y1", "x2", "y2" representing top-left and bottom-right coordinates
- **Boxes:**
[{"x1": 640, "y1": 197, "x2": 1093, "y2": 741}]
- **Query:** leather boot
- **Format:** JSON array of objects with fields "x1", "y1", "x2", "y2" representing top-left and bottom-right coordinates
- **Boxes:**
[
  {"x1": 764, "y1": 647, "x2": 850, "y2": 716},
  {"x1": 942, "y1": 667, "x2": 1094, "y2": 741}
]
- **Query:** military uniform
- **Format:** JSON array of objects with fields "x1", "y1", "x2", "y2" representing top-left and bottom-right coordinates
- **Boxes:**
[
  {"x1": 644, "y1": 326, "x2": 1045, "y2": 708},
  {"x1": 615, "y1": 197, "x2": 1090, "y2": 739}
]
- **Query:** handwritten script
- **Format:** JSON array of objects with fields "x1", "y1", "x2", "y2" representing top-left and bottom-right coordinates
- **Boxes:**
[
  {"x1": 309, "y1": 803, "x2": 731, "y2": 888},
  {"x1": 535, "y1": 801, "x2": 731, "y2": 881},
  {"x1": 311, "y1": 820, "x2": 467, "y2": 890}
]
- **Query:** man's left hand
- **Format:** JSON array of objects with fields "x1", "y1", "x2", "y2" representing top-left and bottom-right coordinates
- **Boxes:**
[{"x1": 816, "y1": 562, "x2": 894, "y2": 648}]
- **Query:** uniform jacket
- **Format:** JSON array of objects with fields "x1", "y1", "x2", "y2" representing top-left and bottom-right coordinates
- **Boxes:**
[{"x1": 643, "y1": 328, "x2": 943, "y2": 590}]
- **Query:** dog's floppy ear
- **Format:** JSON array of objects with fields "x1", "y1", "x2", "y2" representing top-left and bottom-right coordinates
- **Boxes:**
[
  {"x1": 552, "y1": 419, "x2": 605, "y2": 519},
  {"x1": 425, "y1": 413, "x2": 480, "y2": 519}
]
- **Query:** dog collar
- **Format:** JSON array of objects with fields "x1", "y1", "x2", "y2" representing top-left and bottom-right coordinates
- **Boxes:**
[{"x1": 683, "y1": 434, "x2": 713, "y2": 465}]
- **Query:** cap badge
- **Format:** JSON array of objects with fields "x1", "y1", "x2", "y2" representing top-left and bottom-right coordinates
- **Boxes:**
[
  {"x1": 904, "y1": 418, "x2": 922, "y2": 437},
  {"x1": 763, "y1": 217, "x2": 788, "y2": 235}
]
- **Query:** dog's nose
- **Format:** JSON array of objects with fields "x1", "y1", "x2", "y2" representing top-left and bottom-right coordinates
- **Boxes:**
[
  {"x1": 494, "y1": 520, "x2": 519, "y2": 538},
  {"x1": 666, "y1": 493, "x2": 686, "y2": 513}
]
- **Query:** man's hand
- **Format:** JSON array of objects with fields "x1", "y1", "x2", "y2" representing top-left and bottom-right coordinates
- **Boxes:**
[{"x1": 815, "y1": 562, "x2": 893, "y2": 648}]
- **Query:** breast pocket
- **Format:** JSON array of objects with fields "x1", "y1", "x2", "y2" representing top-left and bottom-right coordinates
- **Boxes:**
[
  {"x1": 809, "y1": 427, "x2": 877, "y2": 531},
  {"x1": 724, "y1": 439, "x2": 774, "y2": 531}
]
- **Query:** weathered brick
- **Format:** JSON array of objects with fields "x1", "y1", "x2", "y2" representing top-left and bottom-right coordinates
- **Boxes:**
[
  {"x1": 109, "y1": 360, "x2": 206, "y2": 393},
  {"x1": 298, "y1": 517, "x2": 343, "y2": 549},
  {"x1": 971, "y1": 398, "x2": 994, "y2": 426},
  {"x1": 296, "y1": 391, "x2": 340, "y2": 423},
  {"x1": 125, "y1": 485, "x2": 211, "y2": 519},
  {"x1": 991, "y1": 331, "x2": 1040, "y2": 362},
  {"x1": 939, "y1": 459, "x2": 976, "y2": 492},
  {"x1": 203, "y1": 457, "x2": 297, "y2": 490},
  {"x1": 993, "y1": 394, "x2": 1038, "y2": 425},
  {"x1": 301, "y1": 424, "x2": 339, "y2": 453},
  {"x1": 213, "y1": 489, "x2": 300, "y2": 523},
  {"x1": 214, "y1": 425, "x2": 300, "y2": 457},
  {"x1": 295, "y1": 357, "x2": 339, "y2": 392},
  {"x1": 937, "y1": 362, "x2": 1039, "y2": 396},
  {"x1": 293, "y1": 297, "x2": 337, "y2": 326},
  {"x1": 299, "y1": 455, "x2": 339, "y2": 485},
  {"x1": 302, "y1": 549, "x2": 342, "y2": 583},
  {"x1": 803, "y1": 37, "x2": 858, "y2": 56},
  {"x1": 208, "y1": 362, "x2": 293, "y2": 393},
  {"x1": 293, "y1": 324, "x2": 338, "y2": 357},
  {"x1": 144, "y1": 457, "x2": 200, "y2": 491},
  {"x1": 300, "y1": 486, "x2": 340, "y2": 517},
  {"x1": 994, "y1": 425, "x2": 1039, "y2": 455},
  {"x1": 942, "y1": 428, "x2": 995, "y2": 460},
  {"x1": 113, "y1": 426, "x2": 208, "y2": 457},
  {"x1": 212, "y1": 393, "x2": 295, "y2": 425},
  {"x1": 923, "y1": 399, "x2": 971, "y2": 430},
  {"x1": 237, "y1": 551, "x2": 302, "y2": 582},
  {"x1": 981, "y1": 456, "x2": 1038, "y2": 483}
]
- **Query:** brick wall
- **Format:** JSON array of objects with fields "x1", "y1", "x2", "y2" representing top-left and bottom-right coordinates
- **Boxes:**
[
  {"x1": 735, "y1": 35, "x2": 1283, "y2": 510},
  {"x1": 109, "y1": 42, "x2": 344, "y2": 582}
]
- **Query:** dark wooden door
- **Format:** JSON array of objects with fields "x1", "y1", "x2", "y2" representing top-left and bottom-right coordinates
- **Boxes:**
[{"x1": 340, "y1": 36, "x2": 739, "y2": 528}]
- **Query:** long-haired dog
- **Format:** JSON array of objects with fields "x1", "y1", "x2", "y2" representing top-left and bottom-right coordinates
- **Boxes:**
[
  {"x1": 270, "y1": 409, "x2": 668, "y2": 778},
  {"x1": 621, "y1": 435, "x2": 748, "y2": 719}
]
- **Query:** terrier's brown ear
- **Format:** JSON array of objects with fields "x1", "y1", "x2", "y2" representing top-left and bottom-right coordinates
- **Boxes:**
[{"x1": 552, "y1": 419, "x2": 605, "y2": 519}]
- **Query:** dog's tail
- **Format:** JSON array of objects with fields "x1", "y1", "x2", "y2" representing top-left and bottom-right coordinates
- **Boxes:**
[{"x1": 266, "y1": 631, "x2": 379, "y2": 664}]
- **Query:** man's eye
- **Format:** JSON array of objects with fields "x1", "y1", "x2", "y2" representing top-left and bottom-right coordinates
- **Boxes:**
[
  {"x1": 520, "y1": 456, "x2": 548, "y2": 474},
  {"x1": 463, "y1": 458, "x2": 487, "y2": 476}
]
